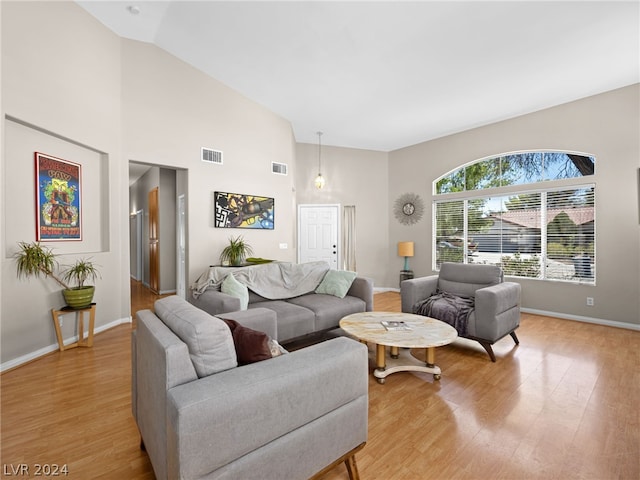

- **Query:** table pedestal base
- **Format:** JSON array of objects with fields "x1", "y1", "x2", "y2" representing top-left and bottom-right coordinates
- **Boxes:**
[{"x1": 373, "y1": 345, "x2": 442, "y2": 384}]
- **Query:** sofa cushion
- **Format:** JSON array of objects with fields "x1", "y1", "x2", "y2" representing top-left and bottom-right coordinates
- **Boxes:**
[
  {"x1": 154, "y1": 296, "x2": 237, "y2": 378},
  {"x1": 221, "y1": 273, "x2": 249, "y2": 310},
  {"x1": 315, "y1": 270, "x2": 357, "y2": 298},
  {"x1": 249, "y1": 301, "x2": 315, "y2": 342},
  {"x1": 287, "y1": 294, "x2": 367, "y2": 331},
  {"x1": 438, "y1": 262, "x2": 503, "y2": 298}
]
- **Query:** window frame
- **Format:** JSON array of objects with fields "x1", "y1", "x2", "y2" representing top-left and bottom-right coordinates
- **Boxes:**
[{"x1": 432, "y1": 151, "x2": 596, "y2": 285}]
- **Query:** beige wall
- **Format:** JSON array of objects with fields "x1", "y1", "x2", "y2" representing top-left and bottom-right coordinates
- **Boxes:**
[
  {"x1": 389, "y1": 85, "x2": 640, "y2": 326},
  {"x1": 295, "y1": 143, "x2": 389, "y2": 286},
  {"x1": 121, "y1": 39, "x2": 298, "y2": 280},
  {"x1": 1, "y1": 1, "x2": 126, "y2": 365}
]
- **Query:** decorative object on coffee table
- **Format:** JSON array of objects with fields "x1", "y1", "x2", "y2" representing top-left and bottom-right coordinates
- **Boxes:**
[{"x1": 340, "y1": 311, "x2": 457, "y2": 383}]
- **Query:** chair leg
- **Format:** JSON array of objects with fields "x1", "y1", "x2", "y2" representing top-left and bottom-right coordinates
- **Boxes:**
[
  {"x1": 510, "y1": 331, "x2": 520, "y2": 345},
  {"x1": 345, "y1": 454, "x2": 360, "y2": 480},
  {"x1": 477, "y1": 341, "x2": 496, "y2": 362},
  {"x1": 310, "y1": 443, "x2": 365, "y2": 480}
]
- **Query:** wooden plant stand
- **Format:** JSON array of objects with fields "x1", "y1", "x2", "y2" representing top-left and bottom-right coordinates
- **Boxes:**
[{"x1": 50, "y1": 304, "x2": 96, "y2": 351}]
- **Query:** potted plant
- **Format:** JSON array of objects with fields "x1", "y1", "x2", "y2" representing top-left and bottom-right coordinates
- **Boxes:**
[
  {"x1": 219, "y1": 235, "x2": 254, "y2": 266},
  {"x1": 61, "y1": 258, "x2": 101, "y2": 309},
  {"x1": 14, "y1": 241, "x2": 100, "y2": 309},
  {"x1": 14, "y1": 241, "x2": 69, "y2": 289}
]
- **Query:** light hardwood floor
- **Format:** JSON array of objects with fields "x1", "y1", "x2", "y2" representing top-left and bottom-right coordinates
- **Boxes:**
[{"x1": 1, "y1": 282, "x2": 638, "y2": 479}]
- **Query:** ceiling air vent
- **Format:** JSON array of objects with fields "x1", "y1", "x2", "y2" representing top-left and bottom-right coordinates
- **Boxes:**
[
  {"x1": 202, "y1": 147, "x2": 223, "y2": 165},
  {"x1": 272, "y1": 162, "x2": 288, "y2": 175}
]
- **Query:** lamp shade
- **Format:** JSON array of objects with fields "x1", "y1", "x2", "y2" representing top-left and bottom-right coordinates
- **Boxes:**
[{"x1": 397, "y1": 241, "x2": 414, "y2": 257}]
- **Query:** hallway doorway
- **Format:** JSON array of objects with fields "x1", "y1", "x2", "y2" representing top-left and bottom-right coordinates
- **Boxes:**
[{"x1": 128, "y1": 162, "x2": 188, "y2": 313}]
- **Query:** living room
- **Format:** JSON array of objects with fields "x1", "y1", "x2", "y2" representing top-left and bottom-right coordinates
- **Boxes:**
[{"x1": 1, "y1": 1, "x2": 639, "y2": 478}]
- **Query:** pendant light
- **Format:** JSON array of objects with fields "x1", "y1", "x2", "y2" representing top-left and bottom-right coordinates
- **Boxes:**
[{"x1": 314, "y1": 131, "x2": 326, "y2": 189}]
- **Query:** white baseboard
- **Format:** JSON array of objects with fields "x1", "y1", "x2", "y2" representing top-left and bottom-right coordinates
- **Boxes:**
[
  {"x1": 521, "y1": 308, "x2": 640, "y2": 331},
  {"x1": 374, "y1": 287, "x2": 399, "y2": 293},
  {"x1": 0, "y1": 316, "x2": 132, "y2": 373}
]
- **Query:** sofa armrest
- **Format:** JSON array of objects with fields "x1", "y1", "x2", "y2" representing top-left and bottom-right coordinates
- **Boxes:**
[
  {"x1": 131, "y1": 329, "x2": 137, "y2": 422},
  {"x1": 166, "y1": 337, "x2": 368, "y2": 479},
  {"x1": 189, "y1": 287, "x2": 241, "y2": 316},
  {"x1": 347, "y1": 277, "x2": 374, "y2": 311},
  {"x1": 134, "y1": 310, "x2": 199, "y2": 480},
  {"x1": 475, "y1": 281, "x2": 521, "y2": 318},
  {"x1": 400, "y1": 275, "x2": 439, "y2": 313},
  {"x1": 216, "y1": 307, "x2": 278, "y2": 339}
]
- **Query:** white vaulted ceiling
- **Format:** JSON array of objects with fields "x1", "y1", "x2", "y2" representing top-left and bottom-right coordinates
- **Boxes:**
[{"x1": 77, "y1": 1, "x2": 639, "y2": 152}]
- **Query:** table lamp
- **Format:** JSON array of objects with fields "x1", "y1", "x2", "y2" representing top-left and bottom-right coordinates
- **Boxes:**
[{"x1": 398, "y1": 241, "x2": 414, "y2": 272}]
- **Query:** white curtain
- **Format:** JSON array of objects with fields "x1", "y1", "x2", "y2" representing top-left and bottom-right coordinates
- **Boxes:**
[{"x1": 342, "y1": 205, "x2": 356, "y2": 271}]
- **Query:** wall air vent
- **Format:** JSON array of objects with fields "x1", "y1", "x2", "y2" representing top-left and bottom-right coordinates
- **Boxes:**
[
  {"x1": 202, "y1": 147, "x2": 223, "y2": 165},
  {"x1": 272, "y1": 162, "x2": 288, "y2": 175}
]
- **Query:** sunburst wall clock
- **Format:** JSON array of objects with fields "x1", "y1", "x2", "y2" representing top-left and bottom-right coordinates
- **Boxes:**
[{"x1": 393, "y1": 193, "x2": 424, "y2": 226}]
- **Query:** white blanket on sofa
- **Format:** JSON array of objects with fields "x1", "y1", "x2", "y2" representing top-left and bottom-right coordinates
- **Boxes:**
[{"x1": 191, "y1": 261, "x2": 331, "y2": 300}]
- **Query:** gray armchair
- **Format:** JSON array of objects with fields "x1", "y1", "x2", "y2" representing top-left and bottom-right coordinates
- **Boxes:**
[{"x1": 401, "y1": 262, "x2": 521, "y2": 362}]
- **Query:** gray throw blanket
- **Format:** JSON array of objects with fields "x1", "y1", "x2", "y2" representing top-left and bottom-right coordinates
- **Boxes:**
[
  {"x1": 413, "y1": 291, "x2": 475, "y2": 336},
  {"x1": 191, "y1": 261, "x2": 330, "y2": 300}
]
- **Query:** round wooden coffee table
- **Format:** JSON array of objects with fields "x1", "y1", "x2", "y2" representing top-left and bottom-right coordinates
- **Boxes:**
[{"x1": 340, "y1": 312, "x2": 457, "y2": 383}]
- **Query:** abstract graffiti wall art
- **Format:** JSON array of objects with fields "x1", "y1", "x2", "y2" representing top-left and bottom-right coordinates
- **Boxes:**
[
  {"x1": 35, "y1": 152, "x2": 82, "y2": 241},
  {"x1": 214, "y1": 191, "x2": 274, "y2": 229}
]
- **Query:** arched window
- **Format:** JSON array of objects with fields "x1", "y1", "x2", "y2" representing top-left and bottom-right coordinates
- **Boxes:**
[{"x1": 433, "y1": 152, "x2": 595, "y2": 284}]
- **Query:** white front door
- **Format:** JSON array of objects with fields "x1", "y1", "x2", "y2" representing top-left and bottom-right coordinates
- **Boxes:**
[{"x1": 298, "y1": 204, "x2": 340, "y2": 269}]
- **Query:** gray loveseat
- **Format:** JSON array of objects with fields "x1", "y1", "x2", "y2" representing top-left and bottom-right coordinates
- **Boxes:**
[
  {"x1": 132, "y1": 295, "x2": 369, "y2": 480},
  {"x1": 190, "y1": 261, "x2": 374, "y2": 343}
]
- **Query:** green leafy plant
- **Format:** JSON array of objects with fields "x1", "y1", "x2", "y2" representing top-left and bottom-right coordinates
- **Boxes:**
[
  {"x1": 501, "y1": 253, "x2": 541, "y2": 278},
  {"x1": 62, "y1": 258, "x2": 101, "y2": 288},
  {"x1": 219, "y1": 235, "x2": 254, "y2": 266},
  {"x1": 14, "y1": 241, "x2": 70, "y2": 289}
]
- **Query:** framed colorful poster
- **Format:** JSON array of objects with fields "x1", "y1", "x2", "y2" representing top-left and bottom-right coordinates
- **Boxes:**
[
  {"x1": 214, "y1": 191, "x2": 274, "y2": 229},
  {"x1": 35, "y1": 152, "x2": 82, "y2": 241}
]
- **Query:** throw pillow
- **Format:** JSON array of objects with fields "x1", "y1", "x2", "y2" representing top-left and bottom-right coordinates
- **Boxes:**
[
  {"x1": 268, "y1": 337, "x2": 286, "y2": 358},
  {"x1": 222, "y1": 319, "x2": 277, "y2": 365},
  {"x1": 221, "y1": 273, "x2": 249, "y2": 310},
  {"x1": 154, "y1": 296, "x2": 237, "y2": 378},
  {"x1": 315, "y1": 269, "x2": 357, "y2": 298}
]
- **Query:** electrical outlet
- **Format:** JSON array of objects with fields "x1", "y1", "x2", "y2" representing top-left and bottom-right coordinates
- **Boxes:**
[
  {"x1": 279, "y1": 243, "x2": 288, "y2": 249},
  {"x1": 586, "y1": 297, "x2": 594, "y2": 306}
]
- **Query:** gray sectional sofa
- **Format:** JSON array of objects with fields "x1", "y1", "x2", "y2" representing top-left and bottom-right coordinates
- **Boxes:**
[
  {"x1": 189, "y1": 261, "x2": 374, "y2": 343},
  {"x1": 132, "y1": 295, "x2": 369, "y2": 480}
]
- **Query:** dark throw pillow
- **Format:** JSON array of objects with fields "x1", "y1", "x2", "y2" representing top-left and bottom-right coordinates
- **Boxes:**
[{"x1": 222, "y1": 319, "x2": 273, "y2": 365}]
